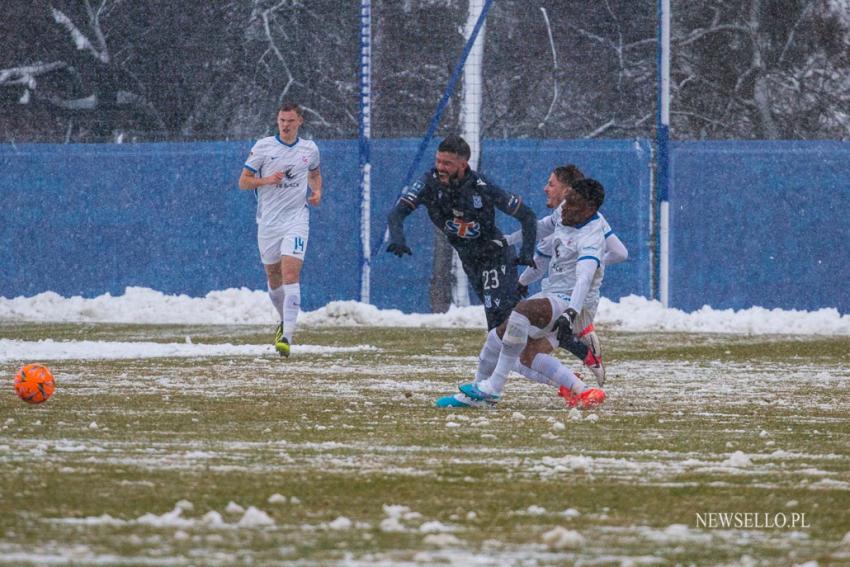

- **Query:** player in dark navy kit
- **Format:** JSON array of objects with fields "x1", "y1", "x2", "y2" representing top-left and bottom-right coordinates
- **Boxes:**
[{"x1": 386, "y1": 135, "x2": 537, "y2": 329}]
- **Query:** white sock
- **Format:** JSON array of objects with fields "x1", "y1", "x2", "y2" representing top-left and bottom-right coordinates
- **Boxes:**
[
  {"x1": 515, "y1": 362, "x2": 552, "y2": 385},
  {"x1": 479, "y1": 312, "x2": 529, "y2": 396},
  {"x1": 268, "y1": 284, "x2": 285, "y2": 321},
  {"x1": 282, "y1": 283, "x2": 300, "y2": 342},
  {"x1": 531, "y1": 353, "x2": 587, "y2": 394},
  {"x1": 474, "y1": 329, "x2": 502, "y2": 384}
]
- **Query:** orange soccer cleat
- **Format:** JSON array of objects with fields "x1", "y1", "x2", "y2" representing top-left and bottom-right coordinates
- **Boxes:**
[{"x1": 558, "y1": 385, "x2": 606, "y2": 409}]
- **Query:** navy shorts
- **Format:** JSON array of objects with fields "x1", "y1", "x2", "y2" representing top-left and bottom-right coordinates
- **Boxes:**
[{"x1": 462, "y1": 245, "x2": 520, "y2": 330}]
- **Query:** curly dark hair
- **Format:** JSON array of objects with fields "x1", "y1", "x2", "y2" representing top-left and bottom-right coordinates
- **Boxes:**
[
  {"x1": 572, "y1": 178, "x2": 605, "y2": 210},
  {"x1": 437, "y1": 135, "x2": 471, "y2": 160}
]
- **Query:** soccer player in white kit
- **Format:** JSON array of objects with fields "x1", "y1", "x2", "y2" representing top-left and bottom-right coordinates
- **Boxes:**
[
  {"x1": 506, "y1": 165, "x2": 628, "y2": 385},
  {"x1": 458, "y1": 178, "x2": 608, "y2": 408},
  {"x1": 238, "y1": 102, "x2": 322, "y2": 357}
]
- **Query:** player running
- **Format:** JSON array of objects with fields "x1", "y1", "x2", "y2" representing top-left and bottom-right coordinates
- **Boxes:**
[{"x1": 238, "y1": 102, "x2": 322, "y2": 357}]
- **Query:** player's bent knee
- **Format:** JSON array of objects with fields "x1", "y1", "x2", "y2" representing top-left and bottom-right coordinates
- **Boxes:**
[{"x1": 519, "y1": 350, "x2": 536, "y2": 368}]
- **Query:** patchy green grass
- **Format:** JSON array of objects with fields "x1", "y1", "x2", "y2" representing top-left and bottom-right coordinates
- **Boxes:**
[{"x1": 1, "y1": 325, "x2": 849, "y2": 565}]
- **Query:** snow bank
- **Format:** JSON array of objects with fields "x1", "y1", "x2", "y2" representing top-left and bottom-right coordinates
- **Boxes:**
[{"x1": 1, "y1": 287, "x2": 849, "y2": 335}]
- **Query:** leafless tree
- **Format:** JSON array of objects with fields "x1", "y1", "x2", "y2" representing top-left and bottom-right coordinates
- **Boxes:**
[
  {"x1": 2, "y1": 0, "x2": 848, "y2": 143},
  {"x1": 672, "y1": 0, "x2": 850, "y2": 139}
]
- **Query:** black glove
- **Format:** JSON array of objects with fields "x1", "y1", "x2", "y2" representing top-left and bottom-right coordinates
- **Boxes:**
[
  {"x1": 387, "y1": 242, "x2": 412, "y2": 257},
  {"x1": 515, "y1": 251, "x2": 537, "y2": 269},
  {"x1": 517, "y1": 283, "x2": 529, "y2": 299},
  {"x1": 553, "y1": 308, "x2": 578, "y2": 347}
]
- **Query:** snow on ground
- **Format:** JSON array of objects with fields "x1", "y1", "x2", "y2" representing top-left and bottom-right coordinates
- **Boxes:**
[
  {"x1": 2, "y1": 287, "x2": 849, "y2": 335},
  {"x1": 0, "y1": 339, "x2": 376, "y2": 362},
  {"x1": 1, "y1": 325, "x2": 846, "y2": 566}
]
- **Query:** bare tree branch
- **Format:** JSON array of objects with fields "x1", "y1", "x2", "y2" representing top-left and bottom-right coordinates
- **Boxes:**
[
  {"x1": 603, "y1": 0, "x2": 626, "y2": 90},
  {"x1": 0, "y1": 62, "x2": 68, "y2": 87},
  {"x1": 260, "y1": 5, "x2": 302, "y2": 102},
  {"x1": 778, "y1": 2, "x2": 814, "y2": 65},
  {"x1": 85, "y1": 0, "x2": 112, "y2": 63},
  {"x1": 536, "y1": 7, "x2": 560, "y2": 131},
  {"x1": 586, "y1": 118, "x2": 616, "y2": 138},
  {"x1": 676, "y1": 24, "x2": 750, "y2": 47},
  {"x1": 671, "y1": 110, "x2": 729, "y2": 129},
  {"x1": 51, "y1": 6, "x2": 110, "y2": 63}
]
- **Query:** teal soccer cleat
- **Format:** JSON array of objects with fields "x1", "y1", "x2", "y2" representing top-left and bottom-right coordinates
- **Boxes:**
[
  {"x1": 458, "y1": 383, "x2": 500, "y2": 403},
  {"x1": 434, "y1": 392, "x2": 497, "y2": 409}
]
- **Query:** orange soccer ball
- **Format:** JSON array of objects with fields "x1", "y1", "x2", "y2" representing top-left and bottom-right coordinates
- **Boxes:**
[{"x1": 14, "y1": 363, "x2": 56, "y2": 404}]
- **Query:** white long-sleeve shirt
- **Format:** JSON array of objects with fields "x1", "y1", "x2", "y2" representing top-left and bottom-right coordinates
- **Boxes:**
[
  {"x1": 507, "y1": 205, "x2": 628, "y2": 266},
  {"x1": 521, "y1": 213, "x2": 607, "y2": 313}
]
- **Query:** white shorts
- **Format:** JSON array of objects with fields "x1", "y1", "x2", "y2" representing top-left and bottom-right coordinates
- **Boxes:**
[
  {"x1": 526, "y1": 291, "x2": 599, "y2": 347},
  {"x1": 258, "y1": 219, "x2": 310, "y2": 265}
]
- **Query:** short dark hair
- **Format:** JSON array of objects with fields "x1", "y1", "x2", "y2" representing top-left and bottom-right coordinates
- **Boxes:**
[
  {"x1": 277, "y1": 102, "x2": 303, "y2": 116},
  {"x1": 552, "y1": 165, "x2": 584, "y2": 187},
  {"x1": 438, "y1": 135, "x2": 471, "y2": 160},
  {"x1": 572, "y1": 178, "x2": 605, "y2": 210}
]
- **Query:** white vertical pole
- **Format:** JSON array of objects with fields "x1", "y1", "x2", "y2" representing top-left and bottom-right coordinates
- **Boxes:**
[
  {"x1": 657, "y1": 0, "x2": 671, "y2": 307},
  {"x1": 462, "y1": 0, "x2": 485, "y2": 169},
  {"x1": 359, "y1": 0, "x2": 372, "y2": 304},
  {"x1": 453, "y1": 0, "x2": 487, "y2": 308}
]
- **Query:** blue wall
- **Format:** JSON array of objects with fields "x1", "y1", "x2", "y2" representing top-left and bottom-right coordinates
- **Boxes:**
[
  {"x1": 0, "y1": 139, "x2": 650, "y2": 313},
  {"x1": 668, "y1": 141, "x2": 850, "y2": 313},
  {"x1": 5, "y1": 139, "x2": 846, "y2": 314},
  {"x1": 1, "y1": 142, "x2": 259, "y2": 297}
]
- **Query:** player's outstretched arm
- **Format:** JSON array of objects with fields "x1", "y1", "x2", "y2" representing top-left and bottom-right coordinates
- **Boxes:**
[
  {"x1": 504, "y1": 214, "x2": 558, "y2": 247},
  {"x1": 518, "y1": 251, "x2": 549, "y2": 288},
  {"x1": 603, "y1": 233, "x2": 628, "y2": 266},
  {"x1": 567, "y1": 259, "x2": 599, "y2": 314},
  {"x1": 386, "y1": 201, "x2": 414, "y2": 256},
  {"x1": 512, "y1": 203, "x2": 538, "y2": 267}
]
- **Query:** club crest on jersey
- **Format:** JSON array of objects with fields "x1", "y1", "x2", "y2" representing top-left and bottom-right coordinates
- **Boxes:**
[
  {"x1": 484, "y1": 294, "x2": 492, "y2": 308},
  {"x1": 553, "y1": 237, "x2": 573, "y2": 257},
  {"x1": 554, "y1": 240, "x2": 563, "y2": 257},
  {"x1": 446, "y1": 218, "x2": 480, "y2": 239},
  {"x1": 472, "y1": 194, "x2": 483, "y2": 208}
]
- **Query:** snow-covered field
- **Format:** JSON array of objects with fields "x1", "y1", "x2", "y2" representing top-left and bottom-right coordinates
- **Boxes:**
[{"x1": 1, "y1": 289, "x2": 849, "y2": 565}]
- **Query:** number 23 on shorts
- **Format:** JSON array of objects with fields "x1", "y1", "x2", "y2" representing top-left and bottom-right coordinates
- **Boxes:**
[{"x1": 482, "y1": 267, "x2": 501, "y2": 290}]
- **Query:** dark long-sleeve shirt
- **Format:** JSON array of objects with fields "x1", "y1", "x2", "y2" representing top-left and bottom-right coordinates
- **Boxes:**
[{"x1": 387, "y1": 168, "x2": 536, "y2": 266}]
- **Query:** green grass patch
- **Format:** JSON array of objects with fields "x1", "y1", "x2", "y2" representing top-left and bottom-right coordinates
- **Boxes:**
[{"x1": 1, "y1": 326, "x2": 848, "y2": 564}]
